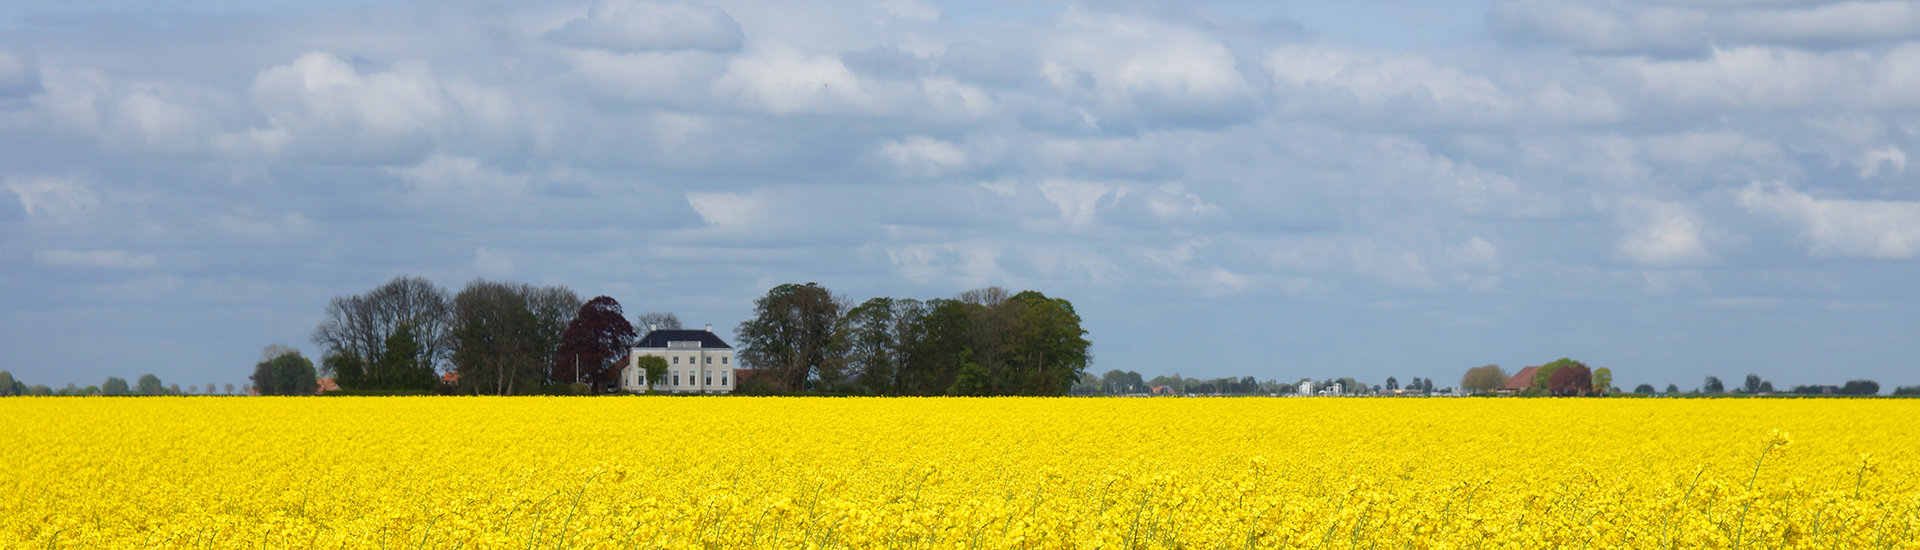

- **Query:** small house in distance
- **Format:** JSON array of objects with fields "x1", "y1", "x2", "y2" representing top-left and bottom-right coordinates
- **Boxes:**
[
  {"x1": 1496, "y1": 366, "x2": 1542, "y2": 395},
  {"x1": 620, "y1": 324, "x2": 735, "y2": 394}
]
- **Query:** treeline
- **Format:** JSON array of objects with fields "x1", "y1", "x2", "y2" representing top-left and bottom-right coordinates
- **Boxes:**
[
  {"x1": 310, "y1": 276, "x2": 650, "y2": 395},
  {"x1": 0, "y1": 370, "x2": 241, "y2": 396},
  {"x1": 735, "y1": 283, "x2": 1091, "y2": 396}
]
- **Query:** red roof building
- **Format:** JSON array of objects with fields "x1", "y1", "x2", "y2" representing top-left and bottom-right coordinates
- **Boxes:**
[{"x1": 1497, "y1": 366, "x2": 1541, "y2": 395}]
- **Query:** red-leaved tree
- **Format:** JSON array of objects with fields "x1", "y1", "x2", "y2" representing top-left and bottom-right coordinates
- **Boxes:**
[
  {"x1": 1547, "y1": 362, "x2": 1593, "y2": 396},
  {"x1": 554, "y1": 296, "x2": 638, "y2": 392}
]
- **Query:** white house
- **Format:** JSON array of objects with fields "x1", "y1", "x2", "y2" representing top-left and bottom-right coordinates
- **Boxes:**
[{"x1": 621, "y1": 324, "x2": 735, "y2": 394}]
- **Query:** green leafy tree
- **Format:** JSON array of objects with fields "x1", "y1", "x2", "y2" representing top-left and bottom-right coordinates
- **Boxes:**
[
  {"x1": 735, "y1": 282, "x2": 844, "y2": 392},
  {"x1": 1003, "y1": 290, "x2": 1091, "y2": 396},
  {"x1": 948, "y1": 348, "x2": 992, "y2": 396},
  {"x1": 1591, "y1": 367, "x2": 1613, "y2": 395},
  {"x1": 1840, "y1": 379, "x2": 1880, "y2": 395},
  {"x1": 1742, "y1": 374, "x2": 1765, "y2": 394},
  {"x1": 1703, "y1": 376, "x2": 1725, "y2": 394},
  {"x1": 102, "y1": 377, "x2": 130, "y2": 396},
  {"x1": 0, "y1": 371, "x2": 20, "y2": 396},
  {"x1": 252, "y1": 350, "x2": 319, "y2": 396},
  {"x1": 1634, "y1": 383, "x2": 1656, "y2": 394},
  {"x1": 377, "y1": 323, "x2": 437, "y2": 391},
  {"x1": 1665, "y1": 383, "x2": 1680, "y2": 394},
  {"x1": 634, "y1": 355, "x2": 668, "y2": 391},
  {"x1": 1532, "y1": 358, "x2": 1581, "y2": 392},
  {"x1": 838, "y1": 297, "x2": 902, "y2": 394},
  {"x1": 135, "y1": 373, "x2": 165, "y2": 396}
]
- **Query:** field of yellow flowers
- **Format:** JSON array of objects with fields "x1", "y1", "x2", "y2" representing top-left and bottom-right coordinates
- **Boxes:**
[{"x1": 2, "y1": 397, "x2": 1915, "y2": 548}]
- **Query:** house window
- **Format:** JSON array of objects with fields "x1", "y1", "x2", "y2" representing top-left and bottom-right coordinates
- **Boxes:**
[
  {"x1": 672, "y1": 357, "x2": 679, "y2": 364},
  {"x1": 721, "y1": 357, "x2": 728, "y2": 364},
  {"x1": 706, "y1": 375, "x2": 712, "y2": 385},
  {"x1": 673, "y1": 375, "x2": 680, "y2": 385},
  {"x1": 705, "y1": 357, "x2": 711, "y2": 364},
  {"x1": 721, "y1": 376, "x2": 728, "y2": 386}
]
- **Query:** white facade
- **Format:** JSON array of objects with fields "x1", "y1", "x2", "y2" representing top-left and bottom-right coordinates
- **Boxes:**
[{"x1": 620, "y1": 330, "x2": 735, "y2": 394}]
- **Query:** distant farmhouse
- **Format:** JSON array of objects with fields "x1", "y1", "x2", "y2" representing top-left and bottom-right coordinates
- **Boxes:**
[
  {"x1": 1496, "y1": 366, "x2": 1542, "y2": 395},
  {"x1": 621, "y1": 324, "x2": 735, "y2": 394}
]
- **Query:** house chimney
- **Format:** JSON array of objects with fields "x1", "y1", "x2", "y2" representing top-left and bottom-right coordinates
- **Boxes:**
[
  {"x1": 648, "y1": 323, "x2": 657, "y2": 332},
  {"x1": 704, "y1": 323, "x2": 713, "y2": 332}
]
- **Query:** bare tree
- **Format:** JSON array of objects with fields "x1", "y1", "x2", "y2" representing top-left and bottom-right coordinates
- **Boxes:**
[
  {"x1": 449, "y1": 279, "x2": 580, "y2": 394},
  {"x1": 633, "y1": 311, "x2": 682, "y2": 336},
  {"x1": 311, "y1": 276, "x2": 453, "y2": 381}
]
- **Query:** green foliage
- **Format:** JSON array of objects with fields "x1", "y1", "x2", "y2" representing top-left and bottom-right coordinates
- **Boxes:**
[
  {"x1": 102, "y1": 377, "x2": 130, "y2": 396},
  {"x1": 1839, "y1": 379, "x2": 1880, "y2": 395},
  {"x1": 1634, "y1": 383, "x2": 1657, "y2": 394},
  {"x1": 1894, "y1": 385, "x2": 1920, "y2": 396},
  {"x1": 1591, "y1": 367, "x2": 1613, "y2": 394},
  {"x1": 947, "y1": 349, "x2": 992, "y2": 396},
  {"x1": 252, "y1": 351, "x2": 319, "y2": 396},
  {"x1": 1532, "y1": 358, "x2": 1579, "y2": 392},
  {"x1": 634, "y1": 355, "x2": 669, "y2": 389},
  {"x1": 136, "y1": 374, "x2": 165, "y2": 395},
  {"x1": 0, "y1": 371, "x2": 16, "y2": 396}
]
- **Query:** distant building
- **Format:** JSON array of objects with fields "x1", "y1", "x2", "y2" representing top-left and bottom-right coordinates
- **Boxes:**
[
  {"x1": 1496, "y1": 366, "x2": 1542, "y2": 395},
  {"x1": 620, "y1": 324, "x2": 735, "y2": 394},
  {"x1": 315, "y1": 377, "x2": 339, "y2": 395}
]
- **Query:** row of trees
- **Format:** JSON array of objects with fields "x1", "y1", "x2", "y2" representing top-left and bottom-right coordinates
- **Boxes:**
[
  {"x1": 735, "y1": 284, "x2": 1092, "y2": 396},
  {"x1": 0, "y1": 370, "x2": 246, "y2": 396},
  {"x1": 311, "y1": 276, "x2": 661, "y2": 395}
]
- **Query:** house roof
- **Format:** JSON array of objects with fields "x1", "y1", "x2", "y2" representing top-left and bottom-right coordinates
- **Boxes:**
[
  {"x1": 1500, "y1": 366, "x2": 1541, "y2": 391},
  {"x1": 635, "y1": 329, "x2": 733, "y2": 349},
  {"x1": 316, "y1": 377, "x2": 339, "y2": 394}
]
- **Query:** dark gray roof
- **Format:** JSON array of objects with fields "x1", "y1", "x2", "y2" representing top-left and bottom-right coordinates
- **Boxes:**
[{"x1": 635, "y1": 329, "x2": 732, "y2": 349}]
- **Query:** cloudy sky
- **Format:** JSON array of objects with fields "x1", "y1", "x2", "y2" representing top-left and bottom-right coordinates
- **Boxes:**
[{"x1": 4, "y1": 0, "x2": 1919, "y2": 391}]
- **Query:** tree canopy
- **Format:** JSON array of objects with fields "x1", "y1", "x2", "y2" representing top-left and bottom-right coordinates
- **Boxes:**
[
  {"x1": 555, "y1": 296, "x2": 638, "y2": 392},
  {"x1": 1460, "y1": 364, "x2": 1508, "y2": 394},
  {"x1": 252, "y1": 351, "x2": 318, "y2": 396}
]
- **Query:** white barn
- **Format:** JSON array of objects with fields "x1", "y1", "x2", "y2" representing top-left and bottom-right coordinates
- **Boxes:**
[{"x1": 621, "y1": 325, "x2": 736, "y2": 394}]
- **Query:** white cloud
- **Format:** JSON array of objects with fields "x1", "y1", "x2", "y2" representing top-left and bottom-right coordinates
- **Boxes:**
[
  {"x1": 0, "y1": 48, "x2": 42, "y2": 99},
  {"x1": 1036, "y1": 179, "x2": 1116, "y2": 231},
  {"x1": 686, "y1": 190, "x2": 774, "y2": 234},
  {"x1": 1492, "y1": 0, "x2": 1920, "y2": 54},
  {"x1": 885, "y1": 242, "x2": 1006, "y2": 288},
  {"x1": 711, "y1": 47, "x2": 874, "y2": 115},
  {"x1": 113, "y1": 91, "x2": 202, "y2": 153},
  {"x1": 473, "y1": 248, "x2": 515, "y2": 277},
  {"x1": 878, "y1": 0, "x2": 942, "y2": 22},
  {"x1": 1141, "y1": 183, "x2": 1221, "y2": 221},
  {"x1": 3, "y1": 175, "x2": 97, "y2": 221},
  {"x1": 1623, "y1": 45, "x2": 1920, "y2": 110},
  {"x1": 1264, "y1": 44, "x2": 1618, "y2": 125},
  {"x1": 880, "y1": 136, "x2": 967, "y2": 177},
  {"x1": 545, "y1": 0, "x2": 744, "y2": 53},
  {"x1": 33, "y1": 249, "x2": 157, "y2": 269},
  {"x1": 1856, "y1": 146, "x2": 1907, "y2": 178},
  {"x1": 1617, "y1": 198, "x2": 1712, "y2": 266},
  {"x1": 1738, "y1": 181, "x2": 1920, "y2": 259},
  {"x1": 1349, "y1": 238, "x2": 1439, "y2": 291},
  {"x1": 387, "y1": 154, "x2": 528, "y2": 193},
  {"x1": 242, "y1": 52, "x2": 513, "y2": 163},
  {"x1": 1042, "y1": 11, "x2": 1255, "y2": 126}
]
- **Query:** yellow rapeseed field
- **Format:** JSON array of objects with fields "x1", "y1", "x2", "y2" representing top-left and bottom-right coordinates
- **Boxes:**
[{"x1": 2, "y1": 397, "x2": 1915, "y2": 548}]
